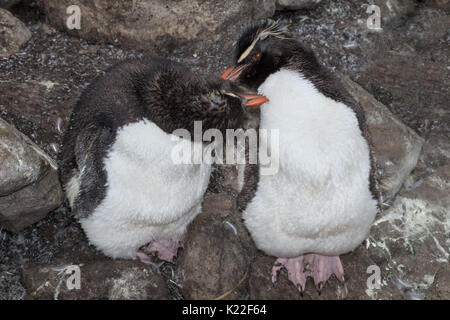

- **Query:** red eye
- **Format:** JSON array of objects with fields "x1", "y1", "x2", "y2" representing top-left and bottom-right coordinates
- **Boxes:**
[{"x1": 252, "y1": 53, "x2": 260, "y2": 61}]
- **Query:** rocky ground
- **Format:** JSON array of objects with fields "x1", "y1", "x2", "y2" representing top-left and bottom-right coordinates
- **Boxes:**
[{"x1": 0, "y1": 0, "x2": 448, "y2": 300}]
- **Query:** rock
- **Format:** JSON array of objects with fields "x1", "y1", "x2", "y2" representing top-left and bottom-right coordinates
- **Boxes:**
[
  {"x1": 0, "y1": 265, "x2": 26, "y2": 300},
  {"x1": 276, "y1": 0, "x2": 322, "y2": 10},
  {"x1": 35, "y1": 0, "x2": 276, "y2": 54},
  {"x1": 363, "y1": 125, "x2": 450, "y2": 300},
  {"x1": 177, "y1": 193, "x2": 254, "y2": 299},
  {"x1": 0, "y1": 123, "x2": 45, "y2": 197},
  {"x1": 0, "y1": 0, "x2": 20, "y2": 9},
  {"x1": 0, "y1": 8, "x2": 31, "y2": 57},
  {"x1": 0, "y1": 80, "x2": 69, "y2": 158},
  {"x1": 402, "y1": 8, "x2": 450, "y2": 48},
  {"x1": 367, "y1": 163, "x2": 450, "y2": 299},
  {"x1": 356, "y1": 7, "x2": 450, "y2": 138},
  {"x1": 0, "y1": 118, "x2": 63, "y2": 232},
  {"x1": 21, "y1": 260, "x2": 169, "y2": 300},
  {"x1": 338, "y1": 74, "x2": 424, "y2": 202},
  {"x1": 425, "y1": 0, "x2": 450, "y2": 9},
  {"x1": 419, "y1": 134, "x2": 450, "y2": 171}
]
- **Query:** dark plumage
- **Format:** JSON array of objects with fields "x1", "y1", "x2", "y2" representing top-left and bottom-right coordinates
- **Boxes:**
[{"x1": 58, "y1": 56, "x2": 266, "y2": 260}]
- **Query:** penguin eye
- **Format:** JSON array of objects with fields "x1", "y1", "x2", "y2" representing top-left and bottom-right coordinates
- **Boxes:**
[{"x1": 252, "y1": 53, "x2": 260, "y2": 61}]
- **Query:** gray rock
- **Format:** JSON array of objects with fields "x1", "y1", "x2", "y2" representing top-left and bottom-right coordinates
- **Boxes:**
[
  {"x1": 357, "y1": 7, "x2": 449, "y2": 139},
  {"x1": 426, "y1": 0, "x2": 450, "y2": 9},
  {"x1": 0, "y1": 124, "x2": 45, "y2": 196},
  {"x1": 0, "y1": 118, "x2": 63, "y2": 232},
  {"x1": 338, "y1": 74, "x2": 424, "y2": 202},
  {"x1": 21, "y1": 260, "x2": 169, "y2": 300},
  {"x1": 0, "y1": 8, "x2": 31, "y2": 57},
  {"x1": 35, "y1": 0, "x2": 276, "y2": 54},
  {"x1": 367, "y1": 163, "x2": 450, "y2": 299},
  {"x1": 0, "y1": 0, "x2": 20, "y2": 9},
  {"x1": 420, "y1": 134, "x2": 450, "y2": 171},
  {"x1": 276, "y1": 0, "x2": 322, "y2": 10},
  {"x1": 354, "y1": 128, "x2": 450, "y2": 300},
  {"x1": 0, "y1": 80, "x2": 69, "y2": 159},
  {"x1": 177, "y1": 193, "x2": 254, "y2": 300},
  {"x1": 0, "y1": 266, "x2": 26, "y2": 300}
]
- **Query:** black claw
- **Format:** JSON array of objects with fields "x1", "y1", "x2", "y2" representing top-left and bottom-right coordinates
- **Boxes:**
[
  {"x1": 317, "y1": 282, "x2": 323, "y2": 295},
  {"x1": 297, "y1": 284, "x2": 304, "y2": 296}
]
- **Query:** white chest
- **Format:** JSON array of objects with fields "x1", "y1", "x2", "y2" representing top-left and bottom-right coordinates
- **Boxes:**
[{"x1": 100, "y1": 119, "x2": 212, "y2": 223}]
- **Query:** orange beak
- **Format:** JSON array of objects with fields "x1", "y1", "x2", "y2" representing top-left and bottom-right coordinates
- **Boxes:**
[
  {"x1": 221, "y1": 64, "x2": 249, "y2": 82},
  {"x1": 240, "y1": 94, "x2": 268, "y2": 107}
]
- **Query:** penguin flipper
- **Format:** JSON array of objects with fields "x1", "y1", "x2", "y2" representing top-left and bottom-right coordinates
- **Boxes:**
[
  {"x1": 70, "y1": 125, "x2": 114, "y2": 219},
  {"x1": 362, "y1": 123, "x2": 381, "y2": 207},
  {"x1": 237, "y1": 163, "x2": 259, "y2": 212},
  {"x1": 236, "y1": 134, "x2": 260, "y2": 212}
]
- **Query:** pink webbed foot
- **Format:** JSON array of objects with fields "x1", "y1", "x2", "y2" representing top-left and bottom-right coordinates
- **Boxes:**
[
  {"x1": 272, "y1": 256, "x2": 308, "y2": 292},
  {"x1": 146, "y1": 238, "x2": 181, "y2": 262},
  {"x1": 272, "y1": 254, "x2": 345, "y2": 294},
  {"x1": 136, "y1": 238, "x2": 181, "y2": 264}
]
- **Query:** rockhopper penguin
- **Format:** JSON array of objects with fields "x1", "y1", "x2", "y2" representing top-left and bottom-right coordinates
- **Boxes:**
[
  {"x1": 222, "y1": 21, "x2": 379, "y2": 292},
  {"x1": 59, "y1": 56, "x2": 267, "y2": 262}
]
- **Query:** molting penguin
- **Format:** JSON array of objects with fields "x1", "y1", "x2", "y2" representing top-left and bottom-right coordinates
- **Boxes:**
[
  {"x1": 58, "y1": 56, "x2": 267, "y2": 263},
  {"x1": 222, "y1": 21, "x2": 379, "y2": 292}
]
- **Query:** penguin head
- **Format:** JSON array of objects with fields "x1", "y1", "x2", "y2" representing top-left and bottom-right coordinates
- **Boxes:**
[
  {"x1": 217, "y1": 78, "x2": 269, "y2": 108},
  {"x1": 221, "y1": 20, "x2": 312, "y2": 89},
  {"x1": 193, "y1": 77, "x2": 268, "y2": 131}
]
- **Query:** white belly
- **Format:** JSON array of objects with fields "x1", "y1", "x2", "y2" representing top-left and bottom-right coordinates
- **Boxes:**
[
  {"x1": 243, "y1": 69, "x2": 377, "y2": 257},
  {"x1": 81, "y1": 119, "x2": 211, "y2": 259}
]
